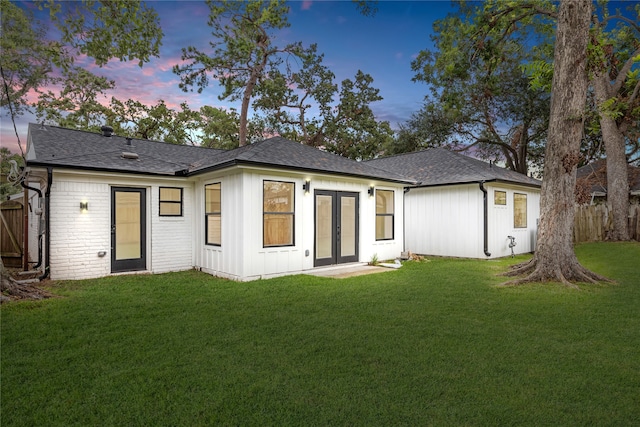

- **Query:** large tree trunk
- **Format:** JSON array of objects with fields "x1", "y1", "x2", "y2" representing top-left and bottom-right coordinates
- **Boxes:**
[
  {"x1": 505, "y1": 0, "x2": 608, "y2": 286},
  {"x1": 593, "y1": 72, "x2": 630, "y2": 241}
]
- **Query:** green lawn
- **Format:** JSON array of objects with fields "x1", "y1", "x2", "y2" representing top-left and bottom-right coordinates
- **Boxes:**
[{"x1": 2, "y1": 242, "x2": 639, "y2": 426}]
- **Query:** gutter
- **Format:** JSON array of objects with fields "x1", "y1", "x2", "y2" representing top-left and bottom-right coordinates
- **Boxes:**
[
  {"x1": 38, "y1": 168, "x2": 52, "y2": 281},
  {"x1": 478, "y1": 181, "x2": 491, "y2": 257}
]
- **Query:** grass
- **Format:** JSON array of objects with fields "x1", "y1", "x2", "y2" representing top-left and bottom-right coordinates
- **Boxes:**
[{"x1": 2, "y1": 242, "x2": 639, "y2": 426}]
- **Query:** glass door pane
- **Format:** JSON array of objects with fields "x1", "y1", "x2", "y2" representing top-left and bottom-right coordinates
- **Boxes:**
[
  {"x1": 315, "y1": 195, "x2": 333, "y2": 259},
  {"x1": 340, "y1": 196, "x2": 356, "y2": 257},
  {"x1": 115, "y1": 191, "x2": 141, "y2": 260}
]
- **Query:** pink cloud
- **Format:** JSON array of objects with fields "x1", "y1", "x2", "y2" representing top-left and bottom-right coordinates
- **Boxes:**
[{"x1": 301, "y1": 1, "x2": 312, "y2": 10}]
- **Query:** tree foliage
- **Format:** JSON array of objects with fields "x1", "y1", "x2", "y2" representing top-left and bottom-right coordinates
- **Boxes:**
[
  {"x1": 0, "y1": 147, "x2": 24, "y2": 200},
  {"x1": 41, "y1": 0, "x2": 163, "y2": 67},
  {"x1": 35, "y1": 68, "x2": 114, "y2": 132},
  {"x1": 406, "y1": 1, "x2": 555, "y2": 175},
  {"x1": 174, "y1": 0, "x2": 302, "y2": 146},
  {"x1": 1, "y1": 0, "x2": 163, "y2": 154}
]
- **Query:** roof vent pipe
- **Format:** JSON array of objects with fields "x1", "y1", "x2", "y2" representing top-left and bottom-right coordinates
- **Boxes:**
[
  {"x1": 126, "y1": 137, "x2": 132, "y2": 146},
  {"x1": 101, "y1": 125, "x2": 114, "y2": 137}
]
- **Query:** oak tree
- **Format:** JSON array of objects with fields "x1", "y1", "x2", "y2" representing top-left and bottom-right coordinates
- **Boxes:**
[{"x1": 505, "y1": 0, "x2": 608, "y2": 286}]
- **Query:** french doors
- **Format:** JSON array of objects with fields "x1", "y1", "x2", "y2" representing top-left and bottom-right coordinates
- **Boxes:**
[{"x1": 314, "y1": 191, "x2": 359, "y2": 267}]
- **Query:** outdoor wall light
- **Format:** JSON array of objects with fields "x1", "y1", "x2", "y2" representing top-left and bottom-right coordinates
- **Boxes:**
[
  {"x1": 80, "y1": 201, "x2": 88, "y2": 212},
  {"x1": 368, "y1": 186, "x2": 375, "y2": 197},
  {"x1": 303, "y1": 179, "x2": 311, "y2": 194}
]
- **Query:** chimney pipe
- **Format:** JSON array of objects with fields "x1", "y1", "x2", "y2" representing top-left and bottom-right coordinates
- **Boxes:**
[{"x1": 101, "y1": 125, "x2": 114, "y2": 137}]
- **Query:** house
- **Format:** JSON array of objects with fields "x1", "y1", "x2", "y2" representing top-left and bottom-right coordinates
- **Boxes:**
[
  {"x1": 24, "y1": 124, "x2": 414, "y2": 281},
  {"x1": 24, "y1": 124, "x2": 541, "y2": 281},
  {"x1": 576, "y1": 159, "x2": 640, "y2": 205},
  {"x1": 367, "y1": 149, "x2": 541, "y2": 258}
]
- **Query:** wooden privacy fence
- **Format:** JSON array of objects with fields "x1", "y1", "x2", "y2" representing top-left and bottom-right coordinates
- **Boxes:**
[
  {"x1": 1, "y1": 199, "x2": 24, "y2": 268},
  {"x1": 574, "y1": 204, "x2": 640, "y2": 243}
]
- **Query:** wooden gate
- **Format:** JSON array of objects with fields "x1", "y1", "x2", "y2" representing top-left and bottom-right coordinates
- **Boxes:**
[{"x1": 1, "y1": 199, "x2": 24, "y2": 268}]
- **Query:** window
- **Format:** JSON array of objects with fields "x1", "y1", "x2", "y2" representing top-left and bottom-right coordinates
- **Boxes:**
[
  {"x1": 514, "y1": 193, "x2": 527, "y2": 228},
  {"x1": 263, "y1": 181, "x2": 294, "y2": 247},
  {"x1": 376, "y1": 189, "x2": 394, "y2": 240},
  {"x1": 494, "y1": 190, "x2": 506, "y2": 206},
  {"x1": 205, "y1": 183, "x2": 221, "y2": 246},
  {"x1": 159, "y1": 187, "x2": 183, "y2": 216}
]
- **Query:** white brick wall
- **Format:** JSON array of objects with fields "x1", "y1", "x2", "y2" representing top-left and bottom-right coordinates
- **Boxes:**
[{"x1": 48, "y1": 172, "x2": 194, "y2": 280}]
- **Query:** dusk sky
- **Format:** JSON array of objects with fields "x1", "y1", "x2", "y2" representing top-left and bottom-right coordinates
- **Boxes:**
[{"x1": 2, "y1": 0, "x2": 457, "y2": 154}]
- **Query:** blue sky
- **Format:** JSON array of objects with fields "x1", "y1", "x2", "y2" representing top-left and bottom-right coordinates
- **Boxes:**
[{"x1": 2, "y1": 0, "x2": 457, "y2": 154}]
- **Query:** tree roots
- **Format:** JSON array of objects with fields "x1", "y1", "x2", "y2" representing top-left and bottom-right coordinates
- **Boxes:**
[{"x1": 499, "y1": 258, "x2": 612, "y2": 288}]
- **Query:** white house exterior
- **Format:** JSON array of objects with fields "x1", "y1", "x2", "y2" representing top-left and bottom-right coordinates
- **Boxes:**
[
  {"x1": 403, "y1": 183, "x2": 540, "y2": 258},
  {"x1": 367, "y1": 149, "x2": 541, "y2": 259},
  {"x1": 25, "y1": 124, "x2": 409, "y2": 281}
]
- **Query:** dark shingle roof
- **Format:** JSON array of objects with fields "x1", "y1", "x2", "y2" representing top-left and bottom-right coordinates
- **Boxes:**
[
  {"x1": 366, "y1": 148, "x2": 541, "y2": 188},
  {"x1": 188, "y1": 136, "x2": 415, "y2": 183},
  {"x1": 26, "y1": 124, "x2": 415, "y2": 184},
  {"x1": 27, "y1": 123, "x2": 222, "y2": 175},
  {"x1": 577, "y1": 159, "x2": 640, "y2": 194}
]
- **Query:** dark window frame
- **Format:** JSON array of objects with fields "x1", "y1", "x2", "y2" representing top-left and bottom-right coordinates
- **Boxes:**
[
  {"x1": 205, "y1": 183, "x2": 221, "y2": 246},
  {"x1": 375, "y1": 189, "x2": 395, "y2": 241},
  {"x1": 159, "y1": 187, "x2": 183, "y2": 217},
  {"x1": 263, "y1": 180, "x2": 295, "y2": 248}
]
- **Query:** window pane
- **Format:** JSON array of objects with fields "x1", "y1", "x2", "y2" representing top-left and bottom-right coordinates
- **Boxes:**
[
  {"x1": 207, "y1": 215, "x2": 221, "y2": 245},
  {"x1": 264, "y1": 181, "x2": 294, "y2": 213},
  {"x1": 514, "y1": 193, "x2": 527, "y2": 228},
  {"x1": 160, "y1": 187, "x2": 181, "y2": 202},
  {"x1": 376, "y1": 216, "x2": 393, "y2": 240},
  {"x1": 494, "y1": 190, "x2": 506, "y2": 205},
  {"x1": 160, "y1": 202, "x2": 181, "y2": 216},
  {"x1": 376, "y1": 190, "x2": 394, "y2": 214},
  {"x1": 115, "y1": 191, "x2": 141, "y2": 260},
  {"x1": 316, "y1": 195, "x2": 333, "y2": 259},
  {"x1": 264, "y1": 214, "x2": 293, "y2": 246},
  {"x1": 205, "y1": 183, "x2": 221, "y2": 213}
]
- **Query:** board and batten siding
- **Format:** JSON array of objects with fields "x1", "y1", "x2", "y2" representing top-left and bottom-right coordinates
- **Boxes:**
[
  {"x1": 404, "y1": 183, "x2": 540, "y2": 259},
  {"x1": 404, "y1": 184, "x2": 483, "y2": 258},
  {"x1": 487, "y1": 184, "x2": 540, "y2": 257},
  {"x1": 196, "y1": 172, "x2": 245, "y2": 280},
  {"x1": 195, "y1": 167, "x2": 405, "y2": 281},
  {"x1": 46, "y1": 170, "x2": 194, "y2": 280}
]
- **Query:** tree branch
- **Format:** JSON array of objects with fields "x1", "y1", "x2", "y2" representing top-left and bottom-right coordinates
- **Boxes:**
[{"x1": 612, "y1": 47, "x2": 640, "y2": 95}]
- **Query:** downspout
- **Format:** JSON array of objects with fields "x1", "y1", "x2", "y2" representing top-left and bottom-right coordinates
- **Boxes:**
[
  {"x1": 478, "y1": 181, "x2": 491, "y2": 257},
  {"x1": 38, "y1": 168, "x2": 52, "y2": 281},
  {"x1": 20, "y1": 175, "x2": 43, "y2": 270}
]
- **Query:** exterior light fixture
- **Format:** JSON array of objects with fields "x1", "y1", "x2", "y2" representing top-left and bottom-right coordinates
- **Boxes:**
[
  {"x1": 368, "y1": 186, "x2": 375, "y2": 197},
  {"x1": 80, "y1": 201, "x2": 88, "y2": 212},
  {"x1": 303, "y1": 179, "x2": 311, "y2": 194}
]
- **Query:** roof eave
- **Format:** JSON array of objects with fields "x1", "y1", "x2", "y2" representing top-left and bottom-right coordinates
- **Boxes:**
[
  {"x1": 409, "y1": 178, "x2": 541, "y2": 190},
  {"x1": 26, "y1": 160, "x2": 181, "y2": 177},
  {"x1": 187, "y1": 159, "x2": 417, "y2": 184}
]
